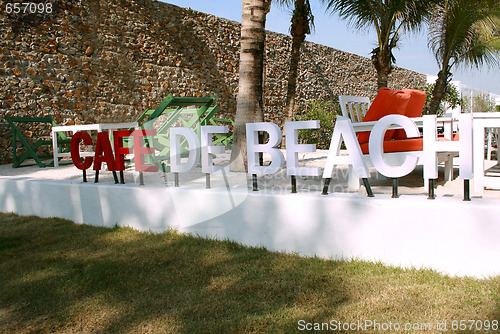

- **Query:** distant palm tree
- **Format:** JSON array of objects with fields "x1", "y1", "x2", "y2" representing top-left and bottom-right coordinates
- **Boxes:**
[
  {"x1": 278, "y1": 0, "x2": 315, "y2": 125},
  {"x1": 427, "y1": 0, "x2": 500, "y2": 114},
  {"x1": 230, "y1": 0, "x2": 271, "y2": 172},
  {"x1": 323, "y1": 0, "x2": 435, "y2": 89}
]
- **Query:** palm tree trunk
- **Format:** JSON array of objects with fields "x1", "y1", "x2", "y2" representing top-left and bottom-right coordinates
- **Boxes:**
[
  {"x1": 230, "y1": 0, "x2": 270, "y2": 172},
  {"x1": 428, "y1": 70, "x2": 449, "y2": 115},
  {"x1": 282, "y1": 34, "x2": 305, "y2": 147},
  {"x1": 376, "y1": 70, "x2": 390, "y2": 90},
  {"x1": 372, "y1": 48, "x2": 392, "y2": 89},
  {"x1": 285, "y1": 35, "x2": 305, "y2": 123}
]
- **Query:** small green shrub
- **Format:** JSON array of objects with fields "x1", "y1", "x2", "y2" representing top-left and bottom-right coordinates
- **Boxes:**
[
  {"x1": 295, "y1": 100, "x2": 341, "y2": 149},
  {"x1": 417, "y1": 83, "x2": 462, "y2": 115}
]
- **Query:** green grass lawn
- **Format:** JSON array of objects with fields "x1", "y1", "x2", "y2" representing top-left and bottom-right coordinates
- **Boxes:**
[{"x1": 0, "y1": 213, "x2": 498, "y2": 333}]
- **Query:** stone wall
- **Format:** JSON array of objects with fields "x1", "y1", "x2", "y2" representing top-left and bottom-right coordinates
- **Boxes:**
[{"x1": 0, "y1": 0, "x2": 426, "y2": 164}]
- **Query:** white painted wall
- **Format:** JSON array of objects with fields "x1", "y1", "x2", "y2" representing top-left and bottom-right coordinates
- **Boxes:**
[
  {"x1": 426, "y1": 75, "x2": 499, "y2": 115},
  {"x1": 1, "y1": 176, "x2": 499, "y2": 278}
]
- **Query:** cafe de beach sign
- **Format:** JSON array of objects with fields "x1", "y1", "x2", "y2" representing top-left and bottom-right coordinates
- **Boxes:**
[{"x1": 68, "y1": 114, "x2": 473, "y2": 197}]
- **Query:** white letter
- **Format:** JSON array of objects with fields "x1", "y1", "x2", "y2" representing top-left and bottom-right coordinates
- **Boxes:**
[
  {"x1": 170, "y1": 127, "x2": 200, "y2": 173},
  {"x1": 322, "y1": 117, "x2": 369, "y2": 179},
  {"x1": 201, "y1": 125, "x2": 228, "y2": 174},
  {"x1": 368, "y1": 115, "x2": 419, "y2": 178},
  {"x1": 285, "y1": 120, "x2": 321, "y2": 176},
  {"x1": 246, "y1": 122, "x2": 285, "y2": 175},
  {"x1": 423, "y1": 114, "x2": 472, "y2": 180}
]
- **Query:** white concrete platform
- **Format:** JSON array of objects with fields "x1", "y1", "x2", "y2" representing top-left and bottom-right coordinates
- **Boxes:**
[{"x1": 1, "y1": 154, "x2": 499, "y2": 278}]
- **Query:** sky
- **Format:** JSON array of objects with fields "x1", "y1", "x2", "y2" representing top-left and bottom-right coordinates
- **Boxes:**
[{"x1": 160, "y1": 0, "x2": 500, "y2": 95}]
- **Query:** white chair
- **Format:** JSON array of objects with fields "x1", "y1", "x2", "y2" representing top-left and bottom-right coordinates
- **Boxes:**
[
  {"x1": 339, "y1": 95, "x2": 370, "y2": 123},
  {"x1": 338, "y1": 95, "x2": 386, "y2": 188},
  {"x1": 486, "y1": 127, "x2": 498, "y2": 161}
]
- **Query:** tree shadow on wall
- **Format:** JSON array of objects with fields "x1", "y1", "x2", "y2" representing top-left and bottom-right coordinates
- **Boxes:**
[
  {"x1": 1, "y1": 0, "x2": 80, "y2": 33},
  {"x1": 300, "y1": 45, "x2": 377, "y2": 100},
  {"x1": 80, "y1": 0, "x2": 237, "y2": 121}
]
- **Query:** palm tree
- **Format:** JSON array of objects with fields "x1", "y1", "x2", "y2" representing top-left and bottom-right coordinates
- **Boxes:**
[
  {"x1": 230, "y1": 0, "x2": 271, "y2": 172},
  {"x1": 279, "y1": 0, "x2": 315, "y2": 125},
  {"x1": 427, "y1": 0, "x2": 500, "y2": 114},
  {"x1": 323, "y1": 0, "x2": 435, "y2": 89}
]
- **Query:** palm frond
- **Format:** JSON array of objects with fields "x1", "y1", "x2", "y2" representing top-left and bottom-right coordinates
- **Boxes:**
[
  {"x1": 428, "y1": 0, "x2": 500, "y2": 70},
  {"x1": 273, "y1": 0, "x2": 295, "y2": 7},
  {"x1": 290, "y1": 0, "x2": 315, "y2": 35}
]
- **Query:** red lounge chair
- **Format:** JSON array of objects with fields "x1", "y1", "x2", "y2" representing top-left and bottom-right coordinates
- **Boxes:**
[
  {"x1": 339, "y1": 88, "x2": 455, "y2": 190},
  {"x1": 356, "y1": 87, "x2": 416, "y2": 152},
  {"x1": 358, "y1": 88, "x2": 458, "y2": 154}
]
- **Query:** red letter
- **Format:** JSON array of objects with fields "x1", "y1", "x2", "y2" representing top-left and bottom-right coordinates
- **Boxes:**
[
  {"x1": 93, "y1": 132, "x2": 117, "y2": 171},
  {"x1": 70, "y1": 131, "x2": 93, "y2": 170},
  {"x1": 113, "y1": 130, "x2": 133, "y2": 171},
  {"x1": 133, "y1": 129, "x2": 158, "y2": 172}
]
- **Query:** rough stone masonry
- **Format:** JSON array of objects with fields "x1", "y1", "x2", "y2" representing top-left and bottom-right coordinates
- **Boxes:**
[{"x1": 0, "y1": 0, "x2": 425, "y2": 164}]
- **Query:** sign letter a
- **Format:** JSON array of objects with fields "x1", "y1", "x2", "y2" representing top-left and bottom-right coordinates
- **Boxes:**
[
  {"x1": 322, "y1": 117, "x2": 368, "y2": 179},
  {"x1": 93, "y1": 132, "x2": 117, "y2": 171}
]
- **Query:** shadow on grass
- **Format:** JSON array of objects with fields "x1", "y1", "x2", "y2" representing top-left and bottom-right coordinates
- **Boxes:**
[
  {"x1": 1, "y1": 213, "x2": 499, "y2": 334},
  {"x1": 0, "y1": 213, "x2": 349, "y2": 333}
]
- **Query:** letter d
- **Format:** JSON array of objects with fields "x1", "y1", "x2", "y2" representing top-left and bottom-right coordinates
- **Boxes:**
[{"x1": 436, "y1": 321, "x2": 447, "y2": 331}]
